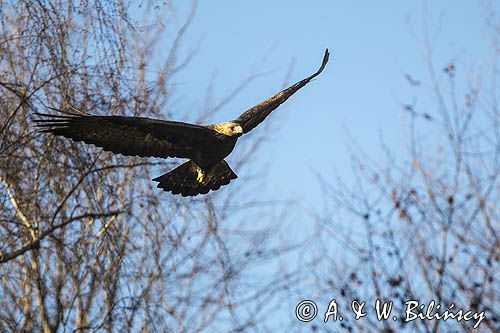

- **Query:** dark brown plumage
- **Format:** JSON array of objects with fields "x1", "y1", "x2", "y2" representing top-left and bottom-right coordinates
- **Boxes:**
[{"x1": 35, "y1": 49, "x2": 330, "y2": 196}]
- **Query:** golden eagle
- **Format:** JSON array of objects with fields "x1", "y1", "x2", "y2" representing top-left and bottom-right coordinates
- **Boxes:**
[{"x1": 35, "y1": 50, "x2": 329, "y2": 196}]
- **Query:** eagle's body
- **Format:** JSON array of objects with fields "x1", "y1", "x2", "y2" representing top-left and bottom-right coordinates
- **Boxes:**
[{"x1": 35, "y1": 50, "x2": 330, "y2": 196}]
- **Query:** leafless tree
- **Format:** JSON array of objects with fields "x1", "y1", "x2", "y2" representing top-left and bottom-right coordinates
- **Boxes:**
[
  {"x1": 301, "y1": 5, "x2": 499, "y2": 333},
  {"x1": 0, "y1": 1, "x2": 296, "y2": 331}
]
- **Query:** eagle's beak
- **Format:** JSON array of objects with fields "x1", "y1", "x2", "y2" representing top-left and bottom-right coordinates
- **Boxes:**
[{"x1": 234, "y1": 125, "x2": 243, "y2": 135}]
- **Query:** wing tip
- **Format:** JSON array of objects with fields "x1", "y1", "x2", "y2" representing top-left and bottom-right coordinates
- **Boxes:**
[
  {"x1": 316, "y1": 48, "x2": 330, "y2": 76},
  {"x1": 32, "y1": 106, "x2": 86, "y2": 123}
]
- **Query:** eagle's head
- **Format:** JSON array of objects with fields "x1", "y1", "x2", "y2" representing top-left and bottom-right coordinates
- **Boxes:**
[{"x1": 211, "y1": 121, "x2": 243, "y2": 137}]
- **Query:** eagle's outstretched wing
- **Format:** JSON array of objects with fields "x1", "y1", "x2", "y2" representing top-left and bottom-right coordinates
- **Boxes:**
[
  {"x1": 34, "y1": 112, "x2": 224, "y2": 159},
  {"x1": 234, "y1": 49, "x2": 330, "y2": 133}
]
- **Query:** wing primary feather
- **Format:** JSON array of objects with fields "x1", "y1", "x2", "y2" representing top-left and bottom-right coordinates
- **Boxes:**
[
  {"x1": 45, "y1": 106, "x2": 86, "y2": 116},
  {"x1": 315, "y1": 49, "x2": 330, "y2": 77}
]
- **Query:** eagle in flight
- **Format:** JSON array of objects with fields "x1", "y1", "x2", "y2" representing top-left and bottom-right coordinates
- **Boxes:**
[{"x1": 35, "y1": 49, "x2": 329, "y2": 196}]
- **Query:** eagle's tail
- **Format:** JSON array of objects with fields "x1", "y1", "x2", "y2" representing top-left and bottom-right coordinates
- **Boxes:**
[{"x1": 153, "y1": 160, "x2": 237, "y2": 196}]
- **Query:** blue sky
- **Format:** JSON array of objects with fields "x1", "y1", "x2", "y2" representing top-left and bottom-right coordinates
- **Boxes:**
[
  {"x1": 134, "y1": 1, "x2": 499, "y2": 330},
  {"x1": 166, "y1": 1, "x2": 495, "y2": 211},
  {"x1": 145, "y1": 2, "x2": 499, "y2": 330}
]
